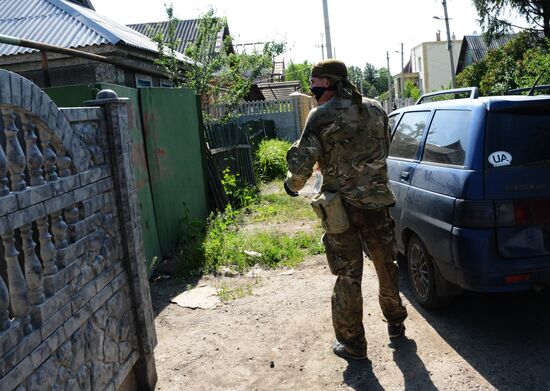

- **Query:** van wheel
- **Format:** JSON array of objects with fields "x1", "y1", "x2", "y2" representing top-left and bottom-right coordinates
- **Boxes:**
[{"x1": 407, "y1": 235, "x2": 450, "y2": 309}]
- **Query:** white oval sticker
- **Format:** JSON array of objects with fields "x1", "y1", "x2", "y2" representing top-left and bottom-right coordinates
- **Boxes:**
[{"x1": 488, "y1": 151, "x2": 512, "y2": 167}]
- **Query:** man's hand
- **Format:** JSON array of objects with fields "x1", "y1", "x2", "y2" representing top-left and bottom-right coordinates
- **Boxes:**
[{"x1": 284, "y1": 181, "x2": 299, "y2": 197}]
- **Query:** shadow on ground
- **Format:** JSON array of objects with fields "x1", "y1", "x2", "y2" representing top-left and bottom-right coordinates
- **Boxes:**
[
  {"x1": 148, "y1": 257, "x2": 201, "y2": 317},
  {"x1": 397, "y1": 258, "x2": 550, "y2": 390},
  {"x1": 342, "y1": 337, "x2": 439, "y2": 391}
]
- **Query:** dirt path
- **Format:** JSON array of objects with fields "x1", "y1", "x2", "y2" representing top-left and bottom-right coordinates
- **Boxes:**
[
  {"x1": 150, "y1": 248, "x2": 550, "y2": 391},
  {"x1": 150, "y1": 174, "x2": 550, "y2": 390}
]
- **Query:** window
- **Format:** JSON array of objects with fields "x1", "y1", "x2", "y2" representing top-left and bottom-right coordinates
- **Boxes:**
[
  {"x1": 160, "y1": 79, "x2": 174, "y2": 88},
  {"x1": 388, "y1": 114, "x2": 399, "y2": 134},
  {"x1": 389, "y1": 111, "x2": 430, "y2": 159},
  {"x1": 422, "y1": 110, "x2": 472, "y2": 166},
  {"x1": 485, "y1": 110, "x2": 550, "y2": 168},
  {"x1": 135, "y1": 74, "x2": 152, "y2": 88}
]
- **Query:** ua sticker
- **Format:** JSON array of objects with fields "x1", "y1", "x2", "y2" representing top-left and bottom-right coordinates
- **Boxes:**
[{"x1": 488, "y1": 151, "x2": 512, "y2": 167}]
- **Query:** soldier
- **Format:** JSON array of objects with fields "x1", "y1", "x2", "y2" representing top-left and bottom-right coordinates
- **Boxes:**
[{"x1": 284, "y1": 59, "x2": 407, "y2": 360}]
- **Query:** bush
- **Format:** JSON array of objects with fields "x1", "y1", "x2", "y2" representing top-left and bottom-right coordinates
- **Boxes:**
[
  {"x1": 254, "y1": 139, "x2": 291, "y2": 181},
  {"x1": 221, "y1": 168, "x2": 258, "y2": 209}
]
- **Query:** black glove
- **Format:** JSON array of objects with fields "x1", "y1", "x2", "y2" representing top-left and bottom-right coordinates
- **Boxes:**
[{"x1": 284, "y1": 181, "x2": 299, "y2": 197}]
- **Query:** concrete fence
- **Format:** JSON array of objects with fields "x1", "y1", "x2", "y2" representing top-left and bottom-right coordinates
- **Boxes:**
[{"x1": 0, "y1": 70, "x2": 156, "y2": 390}]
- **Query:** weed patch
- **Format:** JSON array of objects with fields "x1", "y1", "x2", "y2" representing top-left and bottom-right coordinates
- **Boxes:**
[
  {"x1": 177, "y1": 182, "x2": 323, "y2": 276},
  {"x1": 254, "y1": 139, "x2": 291, "y2": 181}
]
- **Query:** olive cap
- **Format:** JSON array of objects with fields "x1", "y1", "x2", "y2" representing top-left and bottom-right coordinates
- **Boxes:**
[{"x1": 310, "y1": 59, "x2": 347, "y2": 79}]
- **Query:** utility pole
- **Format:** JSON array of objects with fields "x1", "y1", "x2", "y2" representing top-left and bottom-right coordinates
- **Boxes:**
[
  {"x1": 400, "y1": 43, "x2": 405, "y2": 100},
  {"x1": 386, "y1": 51, "x2": 393, "y2": 111},
  {"x1": 322, "y1": 0, "x2": 333, "y2": 58},
  {"x1": 316, "y1": 33, "x2": 325, "y2": 60},
  {"x1": 442, "y1": 0, "x2": 456, "y2": 88}
]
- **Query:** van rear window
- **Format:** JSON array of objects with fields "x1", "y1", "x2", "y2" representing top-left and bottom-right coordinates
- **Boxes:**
[{"x1": 486, "y1": 111, "x2": 550, "y2": 168}]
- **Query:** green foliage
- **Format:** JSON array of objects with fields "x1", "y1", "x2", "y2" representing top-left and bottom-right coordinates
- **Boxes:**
[
  {"x1": 403, "y1": 80, "x2": 421, "y2": 102},
  {"x1": 254, "y1": 139, "x2": 291, "y2": 182},
  {"x1": 176, "y1": 210, "x2": 207, "y2": 277},
  {"x1": 181, "y1": 182, "x2": 324, "y2": 276},
  {"x1": 154, "y1": 5, "x2": 285, "y2": 122},
  {"x1": 285, "y1": 61, "x2": 312, "y2": 92},
  {"x1": 457, "y1": 32, "x2": 549, "y2": 95},
  {"x1": 348, "y1": 63, "x2": 392, "y2": 98},
  {"x1": 248, "y1": 190, "x2": 317, "y2": 223},
  {"x1": 221, "y1": 168, "x2": 258, "y2": 209},
  {"x1": 152, "y1": 4, "x2": 184, "y2": 86},
  {"x1": 204, "y1": 225, "x2": 323, "y2": 273},
  {"x1": 216, "y1": 281, "x2": 255, "y2": 302},
  {"x1": 472, "y1": 0, "x2": 550, "y2": 40}
]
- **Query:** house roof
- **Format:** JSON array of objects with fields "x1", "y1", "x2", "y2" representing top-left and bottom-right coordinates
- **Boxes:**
[
  {"x1": 456, "y1": 34, "x2": 514, "y2": 73},
  {"x1": 257, "y1": 81, "x2": 301, "y2": 101},
  {"x1": 0, "y1": 0, "x2": 191, "y2": 62},
  {"x1": 463, "y1": 35, "x2": 513, "y2": 62},
  {"x1": 128, "y1": 19, "x2": 231, "y2": 56}
]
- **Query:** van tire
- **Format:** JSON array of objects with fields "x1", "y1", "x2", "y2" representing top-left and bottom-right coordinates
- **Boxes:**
[{"x1": 406, "y1": 235, "x2": 452, "y2": 309}]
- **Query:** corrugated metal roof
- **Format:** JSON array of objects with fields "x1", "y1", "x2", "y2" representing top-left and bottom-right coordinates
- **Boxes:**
[
  {"x1": 129, "y1": 19, "x2": 200, "y2": 55},
  {"x1": 129, "y1": 19, "x2": 228, "y2": 56},
  {"x1": 258, "y1": 81, "x2": 300, "y2": 101},
  {"x1": 0, "y1": 0, "x2": 191, "y2": 62},
  {"x1": 464, "y1": 35, "x2": 514, "y2": 62}
]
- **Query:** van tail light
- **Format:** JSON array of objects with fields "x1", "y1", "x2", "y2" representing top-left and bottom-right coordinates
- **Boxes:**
[
  {"x1": 504, "y1": 274, "x2": 530, "y2": 284},
  {"x1": 454, "y1": 200, "x2": 495, "y2": 228},
  {"x1": 496, "y1": 198, "x2": 550, "y2": 227}
]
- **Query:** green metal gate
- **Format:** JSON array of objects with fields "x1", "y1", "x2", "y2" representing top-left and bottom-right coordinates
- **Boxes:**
[
  {"x1": 46, "y1": 84, "x2": 208, "y2": 267},
  {"x1": 139, "y1": 88, "x2": 208, "y2": 256}
]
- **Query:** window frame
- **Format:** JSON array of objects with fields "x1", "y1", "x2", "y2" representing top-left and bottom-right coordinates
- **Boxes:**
[
  {"x1": 420, "y1": 109, "x2": 473, "y2": 168},
  {"x1": 388, "y1": 110, "x2": 431, "y2": 161}
]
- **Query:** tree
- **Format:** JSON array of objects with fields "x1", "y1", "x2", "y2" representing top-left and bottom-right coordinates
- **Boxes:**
[
  {"x1": 403, "y1": 80, "x2": 421, "y2": 102},
  {"x1": 154, "y1": 5, "x2": 284, "y2": 122},
  {"x1": 456, "y1": 32, "x2": 550, "y2": 94},
  {"x1": 284, "y1": 61, "x2": 312, "y2": 93},
  {"x1": 472, "y1": 0, "x2": 550, "y2": 39}
]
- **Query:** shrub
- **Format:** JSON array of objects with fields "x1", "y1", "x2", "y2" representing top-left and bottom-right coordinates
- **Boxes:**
[
  {"x1": 254, "y1": 139, "x2": 291, "y2": 181},
  {"x1": 221, "y1": 168, "x2": 258, "y2": 209}
]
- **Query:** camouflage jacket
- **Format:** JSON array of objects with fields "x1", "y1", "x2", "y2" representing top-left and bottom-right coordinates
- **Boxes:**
[{"x1": 286, "y1": 96, "x2": 396, "y2": 208}]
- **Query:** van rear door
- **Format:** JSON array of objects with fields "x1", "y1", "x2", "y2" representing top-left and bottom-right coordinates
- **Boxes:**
[{"x1": 484, "y1": 99, "x2": 550, "y2": 259}]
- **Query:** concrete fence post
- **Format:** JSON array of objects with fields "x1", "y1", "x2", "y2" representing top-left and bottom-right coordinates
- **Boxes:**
[{"x1": 86, "y1": 89, "x2": 158, "y2": 390}]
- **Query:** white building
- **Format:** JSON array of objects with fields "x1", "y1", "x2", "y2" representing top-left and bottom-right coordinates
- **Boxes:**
[{"x1": 410, "y1": 36, "x2": 462, "y2": 93}]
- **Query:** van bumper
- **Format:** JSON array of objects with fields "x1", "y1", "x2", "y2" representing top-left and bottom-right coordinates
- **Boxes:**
[{"x1": 450, "y1": 227, "x2": 550, "y2": 292}]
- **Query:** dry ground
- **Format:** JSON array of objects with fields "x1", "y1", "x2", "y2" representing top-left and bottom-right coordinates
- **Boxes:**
[
  {"x1": 150, "y1": 175, "x2": 550, "y2": 390},
  {"x1": 150, "y1": 253, "x2": 550, "y2": 390}
]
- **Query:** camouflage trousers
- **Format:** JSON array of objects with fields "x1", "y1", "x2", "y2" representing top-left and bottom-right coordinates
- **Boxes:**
[{"x1": 322, "y1": 205, "x2": 407, "y2": 356}]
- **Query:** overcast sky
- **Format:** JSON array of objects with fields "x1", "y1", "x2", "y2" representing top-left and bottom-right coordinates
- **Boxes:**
[{"x1": 92, "y1": 0, "x2": 489, "y2": 73}]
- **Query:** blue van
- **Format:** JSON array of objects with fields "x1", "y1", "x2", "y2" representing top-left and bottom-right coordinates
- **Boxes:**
[{"x1": 387, "y1": 88, "x2": 550, "y2": 308}]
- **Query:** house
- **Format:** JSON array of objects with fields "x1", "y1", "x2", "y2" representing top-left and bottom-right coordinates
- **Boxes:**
[
  {"x1": 0, "y1": 0, "x2": 192, "y2": 88},
  {"x1": 394, "y1": 32, "x2": 461, "y2": 95},
  {"x1": 132, "y1": 19, "x2": 295, "y2": 102},
  {"x1": 128, "y1": 18, "x2": 233, "y2": 57},
  {"x1": 455, "y1": 34, "x2": 514, "y2": 74},
  {"x1": 393, "y1": 59, "x2": 420, "y2": 101},
  {"x1": 410, "y1": 35, "x2": 461, "y2": 93},
  {"x1": 258, "y1": 80, "x2": 301, "y2": 101}
]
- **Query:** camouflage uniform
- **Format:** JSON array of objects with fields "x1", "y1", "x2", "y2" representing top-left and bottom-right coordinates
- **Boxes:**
[{"x1": 286, "y1": 91, "x2": 407, "y2": 357}]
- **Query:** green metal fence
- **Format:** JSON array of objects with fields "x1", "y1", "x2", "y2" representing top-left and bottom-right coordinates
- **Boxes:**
[{"x1": 45, "y1": 84, "x2": 208, "y2": 269}]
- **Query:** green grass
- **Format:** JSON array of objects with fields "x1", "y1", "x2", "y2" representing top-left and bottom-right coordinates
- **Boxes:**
[
  {"x1": 246, "y1": 186, "x2": 318, "y2": 223},
  {"x1": 216, "y1": 280, "x2": 258, "y2": 302},
  {"x1": 178, "y1": 181, "x2": 324, "y2": 276}
]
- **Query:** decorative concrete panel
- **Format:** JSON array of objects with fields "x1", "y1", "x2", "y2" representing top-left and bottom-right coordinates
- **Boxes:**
[{"x1": 0, "y1": 71, "x2": 157, "y2": 390}]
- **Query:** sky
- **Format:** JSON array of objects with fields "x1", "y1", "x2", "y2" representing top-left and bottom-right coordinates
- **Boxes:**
[{"x1": 91, "y1": 0, "x2": 486, "y2": 74}]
